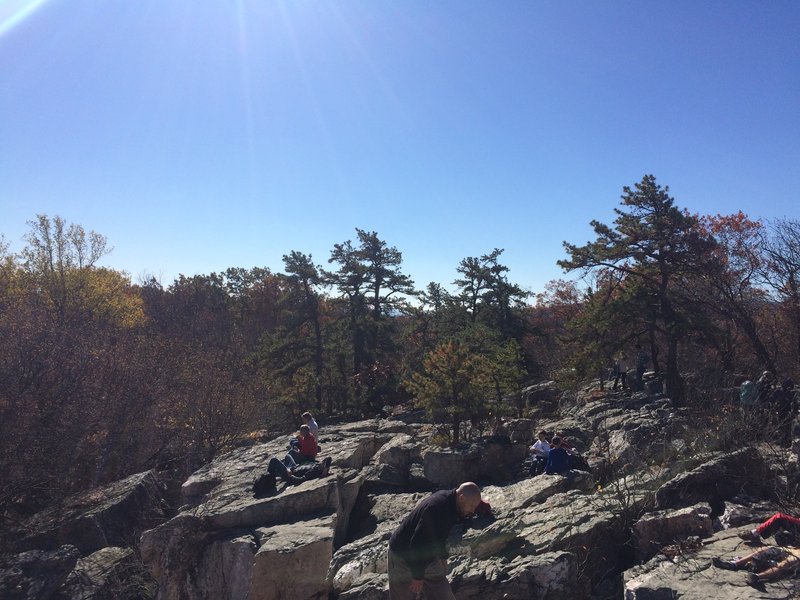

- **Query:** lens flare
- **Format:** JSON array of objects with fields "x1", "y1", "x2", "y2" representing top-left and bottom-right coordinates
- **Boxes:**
[{"x1": 0, "y1": 0, "x2": 49, "y2": 37}]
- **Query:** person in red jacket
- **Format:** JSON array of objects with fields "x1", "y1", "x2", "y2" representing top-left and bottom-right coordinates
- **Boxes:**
[{"x1": 289, "y1": 424, "x2": 318, "y2": 462}]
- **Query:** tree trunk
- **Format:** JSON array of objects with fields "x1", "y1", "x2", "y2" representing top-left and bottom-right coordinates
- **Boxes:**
[
  {"x1": 665, "y1": 334, "x2": 684, "y2": 404},
  {"x1": 452, "y1": 413, "x2": 460, "y2": 445}
]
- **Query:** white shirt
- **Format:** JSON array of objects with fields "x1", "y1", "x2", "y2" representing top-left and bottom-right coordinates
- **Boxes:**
[
  {"x1": 306, "y1": 417, "x2": 319, "y2": 439},
  {"x1": 530, "y1": 439, "x2": 551, "y2": 458}
]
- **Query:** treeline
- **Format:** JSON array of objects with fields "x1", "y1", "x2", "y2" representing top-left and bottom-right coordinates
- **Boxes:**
[{"x1": 1, "y1": 175, "x2": 799, "y2": 524}]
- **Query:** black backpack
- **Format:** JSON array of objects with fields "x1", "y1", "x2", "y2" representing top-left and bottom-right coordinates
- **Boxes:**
[{"x1": 252, "y1": 472, "x2": 277, "y2": 498}]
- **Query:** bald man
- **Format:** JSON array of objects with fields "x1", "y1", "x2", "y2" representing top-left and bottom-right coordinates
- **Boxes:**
[{"x1": 388, "y1": 482, "x2": 484, "y2": 600}]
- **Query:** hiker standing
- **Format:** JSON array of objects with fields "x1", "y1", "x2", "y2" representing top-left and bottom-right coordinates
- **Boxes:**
[{"x1": 388, "y1": 482, "x2": 487, "y2": 600}]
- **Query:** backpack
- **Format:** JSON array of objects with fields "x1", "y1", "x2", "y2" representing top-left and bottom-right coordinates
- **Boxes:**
[{"x1": 252, "y1": 472, "x2": 277, "y2": 498}]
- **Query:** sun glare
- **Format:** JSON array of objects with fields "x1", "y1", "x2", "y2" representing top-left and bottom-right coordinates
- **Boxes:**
[{"x1": 0, "y1": 0, "x2": 49, "y2": 38}]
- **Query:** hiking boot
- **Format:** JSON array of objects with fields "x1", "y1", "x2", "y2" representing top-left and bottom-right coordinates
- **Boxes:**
[
  {"x1": 712, "y1": 557, "x2": 738, "y2": 571},
  {"x1": 745, "y1": 572, "x2": 765, "y2": 590},
  {"x1": 738, "y1": 529, "x2": 760, "y2": 542}
]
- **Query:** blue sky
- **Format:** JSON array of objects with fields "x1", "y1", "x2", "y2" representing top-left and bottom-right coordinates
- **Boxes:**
[{"x1": 1, "y1": 1, "x2": 798, "y2": 294}]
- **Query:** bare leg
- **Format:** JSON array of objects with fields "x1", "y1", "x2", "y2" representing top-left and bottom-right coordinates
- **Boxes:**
[{"x1": 755, "y1": 555, "x2": 800, "y2": 582}]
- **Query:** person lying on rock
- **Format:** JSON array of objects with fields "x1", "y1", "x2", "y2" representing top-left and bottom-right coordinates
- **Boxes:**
[
  {"x1": 738, "y1": 512, "x2": 800, "y2": 545},
  {"x1": 712, "y1": 544, "x2": 800, "y2": 588},
  {"x1": 287, "y1": 424, "x2": 318, "y2": 463},
  {"x1": 544, "y1": 436, "x2": 571, "y2": 475},
  {"x1": 388, "y1": 482, "x2": 491, "y2": 600},
  {"x1": 266, "y1": 455, "x2": 332, "y2": 486}
]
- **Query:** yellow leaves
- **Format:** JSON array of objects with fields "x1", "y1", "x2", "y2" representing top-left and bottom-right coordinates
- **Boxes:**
[{"x1": 76, "y1": 268, "x2": 145, "y2": 328}]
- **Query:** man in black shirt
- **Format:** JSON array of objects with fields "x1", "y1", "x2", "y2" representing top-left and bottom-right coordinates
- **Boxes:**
[{"x1": 388, "y1": 482, "x2": 485, "y2": 600}]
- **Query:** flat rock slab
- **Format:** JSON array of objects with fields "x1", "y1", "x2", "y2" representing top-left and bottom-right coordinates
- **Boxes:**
[
  {"x1": 181, "y1": 422, "x2": 400, "y2": 506},
  {"x1": 481, "y1": 472, "x2": 595, "y2": 514},
  {"x1": 624, "y1": 529, "x2": 799, "y2": 599}
]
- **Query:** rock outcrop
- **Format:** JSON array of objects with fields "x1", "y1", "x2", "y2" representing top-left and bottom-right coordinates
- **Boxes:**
[
  {"x1": 6, "y1": 387, "x2": 796, "y2": 600},
  {"x1": 0, "y1": 545, "x2": 80, "y2": 600},
  {"x1": 624, "y1": 528, "x2": 799, "y2": 599},
  {"x1": 15, "y1": 470, "x2": 168, "y2": 555},
  {"x1": 654, "y1": 447, "x2": 768, "y2": 511}
]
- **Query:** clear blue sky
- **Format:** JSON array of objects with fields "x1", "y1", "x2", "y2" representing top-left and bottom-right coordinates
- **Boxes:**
[{"x1": 1, "y1": 1, "x2": 798, "y2": 294}]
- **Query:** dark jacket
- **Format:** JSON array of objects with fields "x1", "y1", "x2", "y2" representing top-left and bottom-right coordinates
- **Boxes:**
[
  {"x1": 389, "y1": 489, "x2": 461, "y2": 579},
  {"x1": 545, "y1": 447, "x2": 571, "y2": 474}
]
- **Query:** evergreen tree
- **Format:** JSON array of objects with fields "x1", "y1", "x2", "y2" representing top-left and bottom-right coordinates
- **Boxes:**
[
  {"x1": 559, "y1": 175, "x2": 716, "y2": 403},
  {"x1": 326, "y1": 229, "x2": 415, "y2": 412}
]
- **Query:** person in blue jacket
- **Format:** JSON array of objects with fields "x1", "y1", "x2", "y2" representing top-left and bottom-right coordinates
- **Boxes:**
[{"x1": 545, "y1": 436, "x2": 571, "y2": 475}]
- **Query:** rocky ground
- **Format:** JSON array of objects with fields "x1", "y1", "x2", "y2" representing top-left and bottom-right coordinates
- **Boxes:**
[{"x1": 2, "y1": 385, "x2": 799, "y2": 599}]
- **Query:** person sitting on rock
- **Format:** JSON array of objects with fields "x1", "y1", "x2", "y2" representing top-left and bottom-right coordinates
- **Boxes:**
[
  {"x1": 287, "y1": 424, "x2": 318, "y2": 463},
  {"x1": 301, "y1": 411, "x2": 320, "y2": 438},
  {"x1": 555, "y1": 432, "x2": 574, "y2": 452},
  {"x1": 267, "y1": 455, "x2": 332, "y2": 486},
  {"x1": 544, "y1": 436, "x2": 571, "y2": 475},
  {"x1": 528, "y1": 430, "x2": 551, "y2": 476},
  {"x1": 302, "y1": 411, "x2": 322, "y2": 452}
]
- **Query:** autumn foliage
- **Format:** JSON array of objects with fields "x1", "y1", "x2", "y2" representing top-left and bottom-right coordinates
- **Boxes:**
[{"x1": 1, "y1": 180, "x2": 799, "y2": 537}]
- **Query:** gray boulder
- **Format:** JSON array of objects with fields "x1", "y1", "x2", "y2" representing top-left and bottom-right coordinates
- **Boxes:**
[
  {"x1": 633, "y1": 504, "x2": 713, "y2": 561},
  {"x1": 480, "y1": 472, "x2": 595, "y2": 514},
  {"x1": 337, "y1": 552, "x2": 583, "y2": 600},
  {"x1": 0, "y1": 545, "x2": 79, "y2": 600},
  {"x1": 329, "y1": 530, "x2": 392, "y2": 594},
  {"x1": 336, "y1": 573, "x2": 388, "y2": 600},
  {"x1": 450, "y1": 551, "x2": 583, "y2": 600},
  {"x1": 718, "y1": 499, "x2": 782, "y2": 531},
  {"x1": 251, "y1": 515, "x2": 336, "y2": 600},
  {"x1": 54, "y1": 546, "x2": 151, "y2": 600},
  {"x1": 16, "y1": 471, "x2": 167, "y2": 555},
  {"x1": 422, "y1": 441, "x2": 527, "y2": 487},
  {"x1": 505, "y1": 418, "x2": 535, "y2": 444},
  {"x1": 654, "y1": 447, "x2": 769, "y2": 510},
  {"x1": 522, "y1": 381, "x2": 561, "y2": 408}
]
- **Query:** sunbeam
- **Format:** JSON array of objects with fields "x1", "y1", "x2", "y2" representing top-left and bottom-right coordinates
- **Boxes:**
[
  {"x1": 233, "y1": 0, "x2": 258, "y2": 188},
  {"x1": 0, "y1": 0, "x2": 49, "y2": 38}
]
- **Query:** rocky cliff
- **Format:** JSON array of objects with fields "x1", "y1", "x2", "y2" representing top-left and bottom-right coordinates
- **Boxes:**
[{"x1": 3, "y1": 386, "x2": 799, "y2": 599}]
